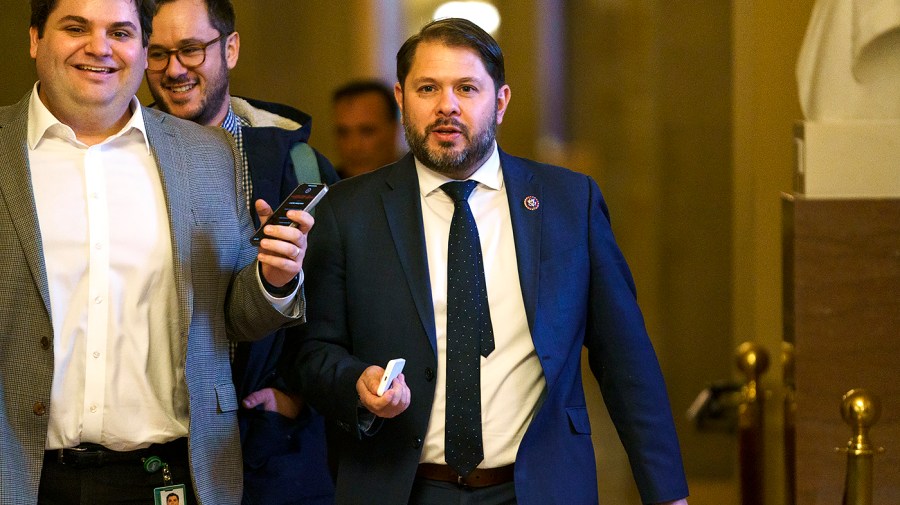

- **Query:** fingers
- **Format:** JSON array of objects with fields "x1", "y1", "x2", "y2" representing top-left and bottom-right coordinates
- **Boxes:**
[
  {"x1": 258, "y1": 225, "x2": 305, "y2": 261},
  {"x1": 384, "y1": 373, "x2": 410, "y2": 409},
  {"x1": 357, "y1": 367, "x2": 411, "y2": 419},
  {"x1": 257, "y1": 210, "x2": 313, "y2": 252},
  {"x1": 241, "y1": 387, "x2": 303, "y2": 418},
  {"x1": 255, "y1": 199, "x2": 315, "y2": 287},
  {"x1": 378, "y1": 375, "x2": 411, "y2": 418},
  {"x1": 254, "y1": 198, "x2": 314, "y2": 237},
  {"x1": 255, "y1": 199, "x2": 274, "y2": 225},
  {"x1": 357, "y1": 366, "x2": 385, "y2": 399},
  {"x1": 242, "y1": 388, "x2": 275, "y2": 409}
]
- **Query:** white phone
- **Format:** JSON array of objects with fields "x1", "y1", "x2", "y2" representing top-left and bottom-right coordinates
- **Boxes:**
[{"x1": 376, "y1": 358, "x2": 406, "y2": 396}]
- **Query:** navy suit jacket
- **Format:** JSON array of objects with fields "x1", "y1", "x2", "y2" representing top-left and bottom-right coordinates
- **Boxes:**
[{"x1": 292, "y1": 150, "x2": 688, "y2": 505}]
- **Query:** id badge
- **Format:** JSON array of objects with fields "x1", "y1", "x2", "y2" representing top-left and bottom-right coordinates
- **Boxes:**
[{"x1": 154, "y1": 484, "x2": 187, "y2": 505}]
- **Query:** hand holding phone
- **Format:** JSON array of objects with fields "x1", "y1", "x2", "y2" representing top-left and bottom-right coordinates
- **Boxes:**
[
  {"x1": 250, "y1": 183, "x2": 328, "y2": 246},
  {"x1": 377, "y1": 358, "x2": 406, "y2": 396}
]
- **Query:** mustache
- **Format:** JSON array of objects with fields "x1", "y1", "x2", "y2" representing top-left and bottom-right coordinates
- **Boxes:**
[
  {"x1": 160, "y1": 75, "x2": 193, "y2": 86},
  {"x1": 425, "y1": 118, "x2": 469, "y2": 137}
]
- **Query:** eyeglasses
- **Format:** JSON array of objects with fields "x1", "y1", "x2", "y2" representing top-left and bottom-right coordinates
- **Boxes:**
[{"x1": 146, "y1": 33, "x2": 228, "y2": 72}]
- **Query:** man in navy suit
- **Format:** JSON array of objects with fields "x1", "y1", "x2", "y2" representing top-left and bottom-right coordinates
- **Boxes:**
[{"x1": 291, "y1": 17, "x2": 690, "y2": 505}]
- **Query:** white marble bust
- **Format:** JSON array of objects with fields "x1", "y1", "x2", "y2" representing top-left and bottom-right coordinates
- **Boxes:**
[{"x1": 797, "y1": 0, "x2": 900, "y2": 120}]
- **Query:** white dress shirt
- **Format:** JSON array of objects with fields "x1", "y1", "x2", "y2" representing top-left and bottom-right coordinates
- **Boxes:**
[
  {"x1": 416, "y1": 143, "x2": 546, "y2": 468},
  {"x1": 28, "y1": 87, "x2": 298, "y2": 451},
  {"x1": 27, "y1": 86, "x2": 188, "y2": 451}
]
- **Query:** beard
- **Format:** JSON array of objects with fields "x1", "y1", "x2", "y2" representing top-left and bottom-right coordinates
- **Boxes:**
[
  {"x1": 403, "y1": 111, "x2": 497, "y2": 179},
  {"x1": 150, "y1": 61, "x2": 230, "y2": 126}
]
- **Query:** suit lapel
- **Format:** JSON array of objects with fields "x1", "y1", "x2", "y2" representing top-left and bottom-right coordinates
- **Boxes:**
[
  {"x1": 501, "y1": 151, "x2": 568, "y2": 387},
  {"x1": 143, "y1": 109, "x2": 193, "y2": 348},
  {"x1": 501, "y1": 151, "x2": 542, "y2": 337},
  {"x1": 381, "y1": 156, "x2": 438, "y2": 354},
  {"x1": 0, "y1": 94, "x2": 52, "y2": 317}
]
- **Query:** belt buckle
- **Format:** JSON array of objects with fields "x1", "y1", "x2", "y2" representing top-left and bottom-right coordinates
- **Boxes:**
[
  {"x1": 456, "y1": 473, "x2": 470, "y2": 488},
  {"x1": 58, "y1": 445, "x2": 104, "y2": 467}
]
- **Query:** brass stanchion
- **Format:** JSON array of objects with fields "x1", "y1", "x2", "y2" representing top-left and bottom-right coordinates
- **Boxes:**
[
  {"x1": 783, "y1": 342, "x2": 796, "y2": 505},
  {"x1": 737, "y1": 342, "x2": 769, "y2": 505},
  {"x1": 839, "y1": 389, "x2": 883, "y2": 505}
]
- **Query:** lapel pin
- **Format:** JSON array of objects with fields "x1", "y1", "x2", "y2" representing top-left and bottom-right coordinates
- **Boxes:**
[{"x1": 523, "y1": 195, "x2": 540, "y2": 211}]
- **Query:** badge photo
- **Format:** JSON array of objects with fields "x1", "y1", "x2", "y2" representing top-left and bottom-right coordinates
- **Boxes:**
[{"x1": 154, "y1": 484, "x2": 187, "y2": 505}]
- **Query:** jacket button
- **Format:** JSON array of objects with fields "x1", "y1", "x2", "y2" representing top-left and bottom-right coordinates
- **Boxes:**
[
  {"x1": 425, "y1": 368, "x2": 435, "y2": 382},
  {"x1": 40, "y1": 337, "x2": 51, "y2": 350},
  {"x1": 33, "y1": 402, "x2": 46, "y2": 416},
  {"x1": 413, "y1": 437, "x2": 422, "y2": 449}
]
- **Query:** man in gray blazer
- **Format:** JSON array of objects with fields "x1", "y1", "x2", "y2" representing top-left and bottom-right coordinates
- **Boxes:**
[{"x1": 0, "y1": 0, "x2": 312, "y2": 503}]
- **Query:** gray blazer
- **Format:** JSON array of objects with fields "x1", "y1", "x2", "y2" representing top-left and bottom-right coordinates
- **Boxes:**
[{"x1": 0, "y1": 92, "x2": 301, "y2": 505}]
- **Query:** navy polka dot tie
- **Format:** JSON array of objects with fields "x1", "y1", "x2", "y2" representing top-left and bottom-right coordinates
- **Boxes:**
[{"x1": 440, "y1": 180, "x2": 494, "y2": 478}]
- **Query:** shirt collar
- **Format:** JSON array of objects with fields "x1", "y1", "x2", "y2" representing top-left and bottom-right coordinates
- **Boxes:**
[
  {"x1": 416, "y1": 141, "x2": 503, "y2": 198},
  {"x1": 220, "y1": 103, "x2": 240, "y2": 138},
  {"x1": 27, "y1": 82, "x2": 150, "y2": 153}
]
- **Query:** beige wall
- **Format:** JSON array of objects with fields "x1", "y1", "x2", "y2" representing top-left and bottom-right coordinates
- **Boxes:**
[
  {"x1": 567, "y1": 1, "x2": 737, "y2": 503},
  {"x1": 732, "y1": 2, "x2": 816, "y2": 505},
  {"x1": 226, "y1": 2, "x2": 364, "y2": 160},
  {"x1": 2, "y1": 1, "x2": 820, "y2": 503},
  {"x1": 2, "y1": 1, "x2": 39, "y2": 105}
]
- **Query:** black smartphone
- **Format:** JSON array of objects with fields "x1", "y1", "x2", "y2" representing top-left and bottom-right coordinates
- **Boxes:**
[{"x1": 250, "y1": 183, "x2": 328, "y2": 246}]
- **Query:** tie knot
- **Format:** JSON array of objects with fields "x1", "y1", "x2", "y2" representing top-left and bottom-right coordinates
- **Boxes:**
[{"x1": 440, "y1": 180, "x2": 478, "y2": 203}]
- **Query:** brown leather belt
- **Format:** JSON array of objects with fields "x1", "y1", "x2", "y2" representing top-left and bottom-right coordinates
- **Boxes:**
[{"x1": 416, "y1": 463, "x2": 514, "y2": 488}]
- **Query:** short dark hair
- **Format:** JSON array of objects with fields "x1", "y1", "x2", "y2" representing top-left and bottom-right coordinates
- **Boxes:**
[
  {"x1": 396, "y1": 17, "x2": 505, "y2": 91},
  {"x1": 332, "y1": 79, "x2": 399, "y2": 122},
  {"x1": 31, "y1": 0, "x2": 156, "y2": 47},
  {"x1": 155, "y1": 0, "x2": 234, "y2": 37}
]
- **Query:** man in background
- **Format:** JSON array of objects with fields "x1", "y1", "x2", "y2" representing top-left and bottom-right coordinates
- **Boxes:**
[
  {"x1": 332, "y1": 79, "x2": 401, "y2": 178},
  {"x1": 0, "y1": 0, "x2": 310, "y2": 503},
  {"x1": 145, "y1": 0, "x2": 335, "y2": 503}
]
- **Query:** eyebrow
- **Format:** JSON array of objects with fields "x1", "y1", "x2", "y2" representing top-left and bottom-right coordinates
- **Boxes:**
[
  {"x1": 109, "y1": 21, "x2": 139, "y2": 32},
  {"x1": 410, "y1": 76, "x2": 484, "y2": 86},
  {"x1": 148, "y1": 37, "x2": 210, "y2": 49},
  {"x1": 56, "y1": 15, "x2": 89, "y2": 24},
  {"x1": 56, "y1": 15, "x2": 138, "y2": 32}
]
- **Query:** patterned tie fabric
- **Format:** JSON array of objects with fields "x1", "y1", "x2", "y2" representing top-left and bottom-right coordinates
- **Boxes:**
[{"x1": 440, "y1": 180, "x2": 495, "y2": 477}]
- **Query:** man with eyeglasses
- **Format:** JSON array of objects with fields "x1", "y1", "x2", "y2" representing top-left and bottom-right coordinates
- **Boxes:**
[
  {"x1": 145, "y1": 1, "x2": 337, "y2": 504},
  {"x1": 0, "y1": 0, "x2": 313, "y2": 504}
]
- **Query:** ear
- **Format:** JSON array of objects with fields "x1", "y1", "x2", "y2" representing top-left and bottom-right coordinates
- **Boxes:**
[
  {"x1": 393, "y1": 82, "x2": 404, "y2": 116},
  {"x1": 29, "y1": 26, "x2": 40, "y2": 59},
  {"x1": 225, "y1": 31, "x2": 240, "y2": 70},
  {"x1": 495, "y1": 84, "x2": 511, "y2": 124}
]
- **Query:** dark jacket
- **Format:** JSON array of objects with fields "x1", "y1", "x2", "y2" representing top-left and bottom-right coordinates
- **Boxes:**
[{"x1": 231, "y1": 96, "x2": 338, "y2": 505}]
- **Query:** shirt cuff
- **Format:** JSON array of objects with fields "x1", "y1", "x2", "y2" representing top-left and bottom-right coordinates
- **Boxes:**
[
  {"x1": 357, "y1": 402, "x2": 381, "y2": 436},
  {"x1": 256, "y1": 260, "x2": 303, "y2": 314}
]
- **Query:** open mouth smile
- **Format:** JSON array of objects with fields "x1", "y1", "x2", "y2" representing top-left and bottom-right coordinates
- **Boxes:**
[
  {"x1": 75, "y1": 64, "x2": 115, "y2": 74},
  {"x1": 163, "y1": 81, "x2": 198, "y2": 94}
]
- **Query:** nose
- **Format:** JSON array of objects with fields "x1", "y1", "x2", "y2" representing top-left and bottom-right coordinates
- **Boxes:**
[
  {"x1": 436, "y1": 88, "x2": 460, "y2": 117},
  {"x1": 165, "y1": 53, "x2": 188, "y2": 78},
  {"x1": 84, "y1": 32, "x2": 112, "y2": 57},
  {"x1": 346, "y1": 131, "x2": 368, "y2": 154}
]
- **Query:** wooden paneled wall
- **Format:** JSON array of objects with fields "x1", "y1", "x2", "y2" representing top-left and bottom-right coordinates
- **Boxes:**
[{"x1": 783, "y1": 196, "x2": 900, "y2": 505}]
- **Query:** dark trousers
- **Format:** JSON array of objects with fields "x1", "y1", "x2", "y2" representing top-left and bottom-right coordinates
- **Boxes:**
[
  {"x1": 408, "y1": 478, "x2": 517, "y2": 505},
  {"x1": 38, "y1": 439, "x2": 193, "y2": 505}
]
